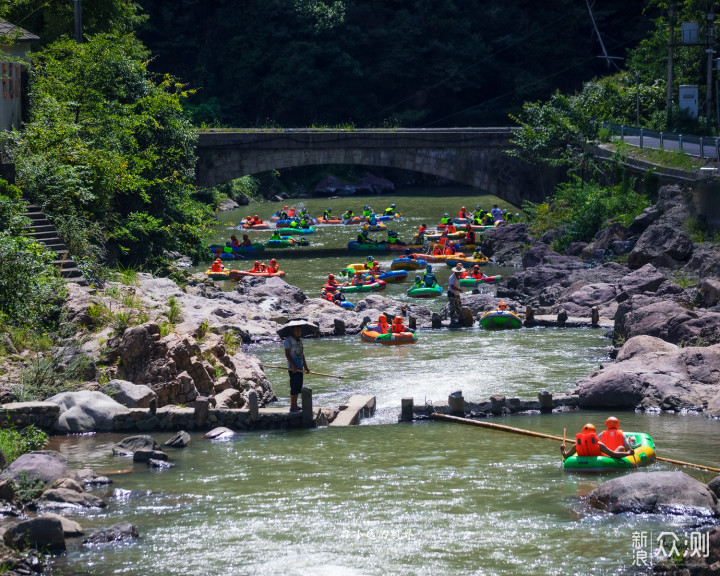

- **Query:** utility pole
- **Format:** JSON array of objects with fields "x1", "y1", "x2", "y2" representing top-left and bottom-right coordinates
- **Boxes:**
[
  {"x1": 707, "y1": 11, "x2": 715, "y2": 119},
  {"x1": 73, "y1": 0, "x2": 82, "y2": 43}
]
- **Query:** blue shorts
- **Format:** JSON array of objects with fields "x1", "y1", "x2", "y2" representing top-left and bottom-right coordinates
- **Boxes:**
[{"x1": 289, "y1": 370, "x2": 304, "y2": 395}]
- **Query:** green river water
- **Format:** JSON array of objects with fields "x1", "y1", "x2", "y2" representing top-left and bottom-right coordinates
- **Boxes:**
[{"x1": 47, "y1": 189, "x2": 719, "y2": 575}]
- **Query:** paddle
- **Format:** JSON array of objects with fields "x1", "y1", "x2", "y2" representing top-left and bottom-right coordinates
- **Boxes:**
[{"x1": 262, "y1": 364, "x2": 343, "y2": 379}]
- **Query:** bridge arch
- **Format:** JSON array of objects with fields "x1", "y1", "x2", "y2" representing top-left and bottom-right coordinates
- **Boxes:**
[{"x1": 195, "y1": 129, "x2": 555, "y2": 206}]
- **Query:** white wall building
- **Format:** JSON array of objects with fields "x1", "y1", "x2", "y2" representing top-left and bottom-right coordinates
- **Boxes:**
[{"x1": 0, "y1": 19, "x2": 39, "y2": 133}]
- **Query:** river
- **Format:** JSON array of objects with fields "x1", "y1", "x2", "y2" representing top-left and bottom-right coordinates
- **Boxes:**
[{"x1": 47, "y1": 188, "x2": 719, "y2": 575}]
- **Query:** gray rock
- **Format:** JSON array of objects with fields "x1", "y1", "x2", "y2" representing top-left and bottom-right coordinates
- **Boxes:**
[
  {"x1": 164, "y1": 431, "x2": 191, "y2": 448},
  {"x1": 588, "y1": 471, "x2": 720, "y2": 517},
  {"x1": 132, "y1": 450, "x2": 168, "y2": 463},
  {"x1": 3, "y1": 517, "x2": 66, "y2": 553},
  {"x1": 112, "y1": 435, "x2": 161, "y2": 457},
  {"x1": 41, "y1": 513, "x2": 84, "y2": 537},
  {"x1": 0, "y1": 453, "x2": 79, "y2": 485},
  {"x1": 35, "y1": 488, "x2": 107, "y2": 509},
  {"x1": 100, "y1": 379, "x2": 157, "y2": 409},
  {"x1": 709, "y1": 475, "x2": 720, "y2": 499},
  {"x1": 46, "y1": 390, "x2": 130, "y2": 433},
  {"x1": 576, "y1": 338, "x2": 720, "y2": 414},
  {"x1": 628, "y1": 222, "x2": 694, "y2": 269},
  {"x1": 83, "y1": 522, "x2": 139, "y2": 546}
]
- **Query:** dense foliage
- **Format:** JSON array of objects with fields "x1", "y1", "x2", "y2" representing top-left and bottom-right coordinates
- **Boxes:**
[
  {"x1": 0, "y1": 180, "x2": 66, "y2": 329},
  {"x1": 134, "y1": 0, "x2": 656, "y2": 128},
  {"x1": 8, "y1": 34, "x2": 212, "y2": 269}
]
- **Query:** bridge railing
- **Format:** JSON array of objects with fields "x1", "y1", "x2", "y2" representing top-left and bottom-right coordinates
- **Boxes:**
[{"x1": 602, "y1": 122, "x2": 720, "y2": 168}]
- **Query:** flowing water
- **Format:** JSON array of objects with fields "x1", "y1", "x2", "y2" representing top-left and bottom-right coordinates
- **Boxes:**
[{"x1": 47, "y1": 189, "x2": 720, "y2": 575}]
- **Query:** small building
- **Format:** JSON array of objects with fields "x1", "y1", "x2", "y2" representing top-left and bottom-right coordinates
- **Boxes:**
[{"x1": 0, "y1": 19, "x2": 39, "y2": 133}]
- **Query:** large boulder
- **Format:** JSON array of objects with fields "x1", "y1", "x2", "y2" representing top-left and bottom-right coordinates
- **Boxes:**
[
  {"x1": 575, "y1": 338, "x2": 720, "y2": 414},
  {"x1": 100, "y1": 379, "x2": 157, "y2": 409},
  {"x1": 628, "y1": 222, "x2": 694, "y2": 269},
  {"x1": 0, "y1": 452, "x2": 79, "y2": 485},
  {"x1": 614, "y1": 295, "x2": 720, "y2": 346},
  {"x1": 46, "y1": 391, "x2": 130, "y2": 433},
  {"x1": 3, "y1": 517, "x2": 66, "y2": 553},
  {"x1": 588, "y1": 471, "x2": 720, "y2": 517}
]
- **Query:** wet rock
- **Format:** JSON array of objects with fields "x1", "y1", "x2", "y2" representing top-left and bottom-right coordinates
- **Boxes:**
[
  {"x1": 3, "y1": 517, "x2": 66, "y2": 553},
  {"x1": 35, "y1": 488, "x2": 107, "y2": 509},
  {"x1": 588, "y1": 471, "x2": 720, "y2": 517},
  {"x1": 0, "y1": 453, "x2": 79, "y2": 485},
  {"x1": 575, "y1": 337, "x2": 720, "y2": 414},
  {"x1": 112, "y1": 435, "x2": 160, "y2": 457},
  {"x1": 99, "y1": 379, "x2": 157, "y2": 409},
  {"x1": 41, "y1": 513, "x2": 84, "y2": 538},
  {"x1": 164, "y1": 430, "x2": 191, "y2": 448},
  {"x1": 46, "y1": 390, "x2": 130, "y2": 433},
  {"x1": 83, "y1": 522, "x2": 139, "y2": 546}
]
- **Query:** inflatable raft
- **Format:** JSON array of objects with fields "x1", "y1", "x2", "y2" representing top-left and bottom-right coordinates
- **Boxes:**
[
  {"x1": 360, "y1": 326, "x2": 418, "y2": 345},
  {"x1": 276, "y1": 226, "x2": 314, "y2": 235},
  {"x1": 479, "y1": 310, "x2": 522, "y2": 329},
  {"x1": 204, "y1": 269, "x2": 231, "y2": 281},
  {"x1": 407, "y1": 284, "x2": 443, "y2": 298},
  {"x1": 459, "y1": 275, "x2": 503, "y2": 287},
  {"x1": 563, "y1": 432, "x2": 656, "y2": 473},
  {"x1": 339, "y1": 280, "x2": 387, "y2": 293},
  {"x1": 391, "y1": 257, "x2": 428, "y2": 271},
  {"x1": 229, "y1": 269, "x2": 285, "y2": 280}
]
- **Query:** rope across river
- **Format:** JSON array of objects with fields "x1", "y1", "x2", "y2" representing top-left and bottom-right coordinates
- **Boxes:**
[{"x1": 430, "y1": 413, "x2": 720, "y2": 474}]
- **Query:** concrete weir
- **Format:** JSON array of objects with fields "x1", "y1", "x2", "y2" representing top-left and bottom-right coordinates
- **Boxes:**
[{"x1": 329, "y1": 395, "x2": 377, "y2": 427}]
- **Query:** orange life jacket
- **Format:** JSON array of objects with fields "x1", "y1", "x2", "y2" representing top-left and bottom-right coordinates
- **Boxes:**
[
  {"x1": 600, "y1": 429, "x2": 625, "y2": 451},
  {"x1": 575, "y1": 432, "x2": 601, "y2": 457}
]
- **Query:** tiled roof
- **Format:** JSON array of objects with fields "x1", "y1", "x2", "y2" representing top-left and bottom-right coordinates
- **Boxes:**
[{"x1": 0, "y1": 19, "x2": 40, "y2": 42}]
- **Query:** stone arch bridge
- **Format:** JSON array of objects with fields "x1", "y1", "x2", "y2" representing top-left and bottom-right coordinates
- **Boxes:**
[{"x1": 196, "y1": 128, "x2": 556, "y2": 206}]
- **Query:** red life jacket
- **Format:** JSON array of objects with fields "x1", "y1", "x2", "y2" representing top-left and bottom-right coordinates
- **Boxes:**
[
  {"x1": 575, "y1": 432, "x2": 601, "y2": 457},
  {"x1": 600, "y1": 429, "x2": 625, "y2": 451}
]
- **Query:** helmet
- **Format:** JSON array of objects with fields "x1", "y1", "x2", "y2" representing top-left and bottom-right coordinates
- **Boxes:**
[
  {"x1": 582, "y1": 423, "x2": 596, "y2": 433},
  {"x1": 605, "y1": 417, "x2": 619, "y2": 430}
]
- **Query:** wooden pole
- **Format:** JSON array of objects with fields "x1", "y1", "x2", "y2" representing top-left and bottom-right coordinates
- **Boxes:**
[
  {"x1": 430, "y1": 413, "x2": 720, "y2": 473},
  {"x1": 262, "y1": 364, "x2": 344, "y2": 379}
]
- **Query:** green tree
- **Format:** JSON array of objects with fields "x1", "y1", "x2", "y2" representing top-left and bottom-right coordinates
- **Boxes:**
[{"x1": 8, "y1": 34, "x2": 211, "y2": 269}]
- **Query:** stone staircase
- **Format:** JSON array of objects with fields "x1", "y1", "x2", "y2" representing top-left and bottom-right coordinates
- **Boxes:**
[{"x1": 22, "y1": 201, "x2": 87, "y2": 286}]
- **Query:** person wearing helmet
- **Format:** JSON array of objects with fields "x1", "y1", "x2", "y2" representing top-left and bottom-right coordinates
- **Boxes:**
[
  {"x1": 391, "y1": 316, "x2": 407, "y2": 334},
  {"x1": 561, "y1": 423, "x2": 634, "y2": 460},
  {"x1": 440, "y1": 213, "x2": 451, "y2": 226},
  {"x1": 600, "y1": 417, "x2": 635, "y2": 452},
  {"x1": 422, "y1": 264, "x2": 436, "y2": 288},
  {"x1": 266, "y1": 258, "x2": 279, "y2": 274},
  {"x1": 376, "y1": 314, "x2": 390, "y2": 334},
  {"x1": 323, "y1": 207, "x2": 333, "y2": 220},
  {"x1": 357, "y1": 229, "x2": 370, "y2": 244}
]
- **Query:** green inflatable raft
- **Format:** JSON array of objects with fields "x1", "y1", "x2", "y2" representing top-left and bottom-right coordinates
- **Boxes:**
[{"x1": 563, "y1": 432, "x2": 656, "y2": 473}]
